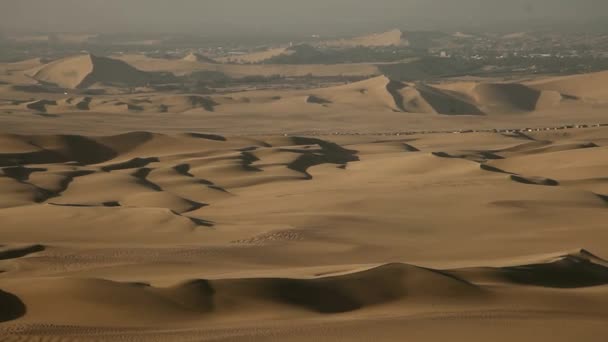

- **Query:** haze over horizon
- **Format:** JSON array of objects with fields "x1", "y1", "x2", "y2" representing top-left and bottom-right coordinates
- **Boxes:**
[{"x1": 1, "y1": 0, "x2": 607, "y2": 36}]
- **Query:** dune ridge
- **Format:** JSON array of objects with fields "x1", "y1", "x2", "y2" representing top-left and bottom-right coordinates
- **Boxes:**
[
  {"x1": 6, "y1": 54, "x2": 607, "y2": 119},
  {"x1": 301, "y1": 75, "x2": 570, "y2": 115},
  {"x1": 1, "y1": 249, "x2": 608, "y2": 328},
  {"x1": 27, "y1": 54, "x2": 165, "y2": 89},
  {"x1": 527, "y1": 70, "x2": 608, "y2": 100}
]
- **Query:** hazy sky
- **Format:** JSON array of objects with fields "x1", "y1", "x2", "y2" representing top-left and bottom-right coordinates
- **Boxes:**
[{"x1": 1, "y1": 0, "x2": 607, "y2": 35}]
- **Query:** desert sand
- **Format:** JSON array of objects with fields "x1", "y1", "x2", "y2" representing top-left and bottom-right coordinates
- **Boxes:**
[{"x1": 1, "y1": 54, "x2": 608, "y2": 341}]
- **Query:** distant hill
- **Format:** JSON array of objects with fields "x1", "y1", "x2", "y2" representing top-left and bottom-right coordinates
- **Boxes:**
[
  {"x1": 216, "y1": 48, "x2": 293, "y2": 64},
  {"x1": 182, "y1": 52, "x2": 217, "y2": 64},
  {"x1": 316, "y1": 29, "x2": 409, "y2": 48}
]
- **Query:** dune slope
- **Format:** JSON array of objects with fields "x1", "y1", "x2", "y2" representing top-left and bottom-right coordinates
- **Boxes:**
[{"x1": 28, "y1": 54, "x2": 165, "y2": 89}]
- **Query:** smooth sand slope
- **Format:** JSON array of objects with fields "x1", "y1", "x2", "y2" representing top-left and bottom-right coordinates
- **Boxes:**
[
  {"x1": 0, "y1": 127, "x2": 608, "y2": 341},
  {"x1": 526, "y1": 70, "x2": 608, "y2": 101},
  {"x1": 26, "y1": 54, "x2": 163, "y2": 89}
]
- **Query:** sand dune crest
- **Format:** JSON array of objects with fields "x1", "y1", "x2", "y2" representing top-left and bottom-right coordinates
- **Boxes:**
[{"x1": 28, "y1": 54, "x2": 165, "y2": 89}]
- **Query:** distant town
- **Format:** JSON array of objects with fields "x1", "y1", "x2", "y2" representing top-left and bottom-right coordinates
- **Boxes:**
[{"x1": 3, "y1": 29, "x2": 608, "y2": 82}]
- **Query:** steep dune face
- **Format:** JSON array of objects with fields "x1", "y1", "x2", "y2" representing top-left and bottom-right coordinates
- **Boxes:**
[
  {"x1": 499, "y1": 249, "x2": 608, "y2": 288},
  {"x1": 452, "y1": 249, "x2": 608, "y2": 288},
  {"x1": 527, "y1": 71, "x2": 608, "y2": 100},
  {"x1": 301, "y1": 76, "x2": 577, "y2": 115},
  {"x1": 472, "y1": 83, "x2": 542, "y2": 112},
  {"x1": 0, "y1": 290, "x2": 25, "y2": 323},
  {"x1": 309, "y1": 76, "x2": 482, "y2": 114},
  {"x1": 29, "y1": 54, "x2": 162, "y2": 89},
  {"x1": 27, "y1": 54, "x2": 95, "y2": 89},
  {"x1": 24, "y1": 99, "x2": 57, "y2": 113},
  {"x1": 392, "y1": 82, "x2": 483, "y2": 115},
  {"x1": 271, "y1": 75, "x2": 399, "y2": 112},
  {"x1": 436, "y1": 82, "x2": 577, "y2": 113}
]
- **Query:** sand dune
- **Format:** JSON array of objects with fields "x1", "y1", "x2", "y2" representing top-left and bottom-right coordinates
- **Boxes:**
[
  {"x1": 0, "y1": 128, "x2": 608, "y2": 340},
  {"x1": 5, "y1": 71, "x2": 601, "y2": 120},
  {"x1": 452, "y1": 249, "x2": 608, "y2": 288},
  {"x1": 1, "y1": 249, "x2": 608, "y2": 337},
  {"x1": 5, "y1": 55, "x2": 605, "y2": 120},
  {"x1": 470, "y1": 83, "x2": 572, "y2": 112},
  {"x1": 291, "y1": 76, "x2": 575, "y2": 115},
  {"x1": 0, "y1": 244, "x2": 45, "y2": 260},
  {"x1": 0, "y1": 263, "x2": 482, "y2": 326},
  {"x1": 24, "y1": 99, "x2": 57, "y2": 112},
  {"x1": 27, "y1": 54, "x2": 165, "y2": 89},
  {"x1": 527, "y1": 70, "x2": 608, "y2": 100},
  {"x1": 2, "y1": 50, "x2": 608, "y2": 340},
  {"x1": 291, "y1": 76, "x2": 483, "y2": 114}
]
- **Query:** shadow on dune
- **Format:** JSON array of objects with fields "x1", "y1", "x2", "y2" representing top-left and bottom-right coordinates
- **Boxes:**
[
  {"x1": 501, "y1": 250, "x2": 608, "y2": 288},
  {"x1": 0, "y1": 166, "x2": 47, "y2": 182},
  {"x1": 173, "y1": 164, "x2": 229, "y2": 193},
  {"x1": 510, "y1": 175, "x2": 559, "y2": 186},
  {"x1": 416, "y1": 83, "x2": 484, "y2": 115},
  {"x1": 240, "y1": 151, "x2": 263, "y2": 172},
  {"x1": 0, "y1": 132, "x2": 160, "y2": 168},
  {"x1": 10, "y1": 251, "x2": 608, "y2": 323},
  {"x1": 473, "y1": 83, "x2": 541, "y2": 112},
  {"x1": 285, "y1": 137, "x2": 359, "y2": 179},
  {"x1": 452, "y1": 250, "x2": 608, "y2": 289},
  {"x1": 101, "y1": 157, "x2": 160, "y2": 172},
  {"x1": 402, "y1": 143, "x2": 420, "y2": 152},
  {"x1": 187, "y1": 133, "x2": 227, "y2": 141},
  {"x1": 0, "y1": 290, "x2": 26, "y2": 323},
  {"x1": 480, "y1": 164, "x2": 512, "y2": 174},
  {"x1": 432, "y1": 151, "x2": 503, "y2": 162},
  {"x1": 0, "y1": 135, "x2": 117, "y2": 167},
  {"x1": 27, "y1": 263, "x2": 480, "y2": 321},
  {"x1": 306, "y1": 95, "x2": 332, "y2": 105},
  {"x1": 385, "y1": 80, "x2": 407, "y2": 112},
  {"x1": 205, "y1": 263, "x2": 481, "y2": 314},
  {"x1": 0, "y1": 244, "x2": 45, "y2": 260},
  {"x1": 132, "y1": 168, "x2": 163, "y2": 191}
]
